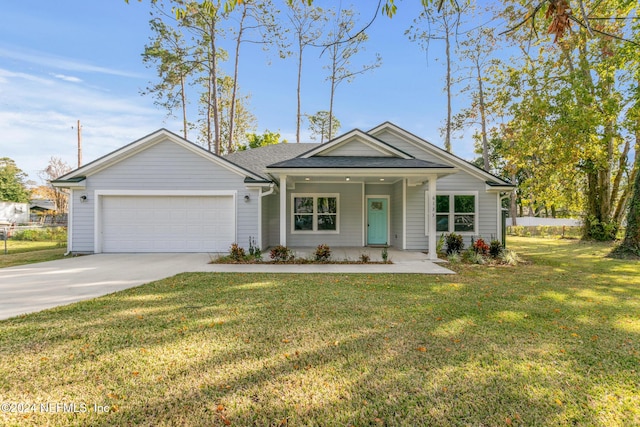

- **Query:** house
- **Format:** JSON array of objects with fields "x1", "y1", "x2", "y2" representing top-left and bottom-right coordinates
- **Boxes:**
[
  {"x1": 0, "y1": 201, "x2": 29, "y2": 224},
  {"x1": 52, "y1": 122, "x2": 514, "y2": 259}
]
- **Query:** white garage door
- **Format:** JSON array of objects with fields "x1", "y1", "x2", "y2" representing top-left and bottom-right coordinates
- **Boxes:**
[{"x1": 101, "y1": 195, "x2": 235, "y2": 253}]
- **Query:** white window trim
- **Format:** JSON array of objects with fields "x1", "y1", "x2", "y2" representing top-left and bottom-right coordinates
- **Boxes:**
[
  {"x1": 291, "y1": 193, "x2": 340, "y2": 234},
  {"x1": 425, "y1": 191, "x2": 478, "y2": 235}
]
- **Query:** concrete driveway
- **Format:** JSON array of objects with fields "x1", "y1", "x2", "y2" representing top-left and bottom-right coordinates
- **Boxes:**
[{"x1": 0, "y1": 251, "x2": 453, "y2": 320}]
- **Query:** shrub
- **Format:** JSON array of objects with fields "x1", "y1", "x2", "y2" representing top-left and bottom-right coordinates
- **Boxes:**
[
  {"x1": 248, "y1": 236, "x2": 262, "y2": 260},
  {"x1": 359, "y1": 253, "x2": 370, "y2": 263},
  {"x1": 381, "y1": 246, "x2": 389, "y2": 262},
  {"x1": 445, "y1": 233, "x2": 464, "y2": 255},
  {"x1": 447, "y1": 252, "x2": 461, "y2": 264},
  {"x1": 11, "y1": 227, "x2": 67, "y2": 242},
  {"x1": 500, "y1": 249, "x2": 519, "y2": 266},
  {"x1": 472, "y1": 238, "x2": 490, "y2": 256},
  {"x1": 270, "y1": 245, "x2": 293, "y2": 262},
  {"x1": 489, "y1": 240, "x2": 503, "y2": 258},
  {"x1": 468, "y1": 251, "x2": 486, "y2": 265},
  {"x1": 229, "y1": 243, "x2": 246, "y2": 261},
  {"x1": 314, "y1": 244, "x2": 331, "y2": 261},
  {"x1": 436, "y1": 233, "x2": 445, "y2": 254}
]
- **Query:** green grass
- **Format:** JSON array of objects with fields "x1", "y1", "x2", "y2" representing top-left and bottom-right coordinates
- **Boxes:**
[
  {"x1": 0, "y1": 241, "x2": 67, "y2": 268},
  {"x1": 0, "y1": 237, "x2": 638, "y2": 426}
]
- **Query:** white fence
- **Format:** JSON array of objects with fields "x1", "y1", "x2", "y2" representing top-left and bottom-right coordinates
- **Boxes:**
[{"x1": 506, "y1": 217, "x2": 582, "y2": 227}]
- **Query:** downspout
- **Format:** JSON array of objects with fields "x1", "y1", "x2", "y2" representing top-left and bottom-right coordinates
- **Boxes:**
[
  {"x1": 256, "y1": 183, "x2": 275, "y2": 250},
  {"x1": 64, "y1": 189, "x2": 73, "y2": 256},
  {"x1": 260, "y1": 183, "x2": 275, "y2": 198},
  {"x1": 499, "y1": 193, "x2": 510, "y2": 246}
]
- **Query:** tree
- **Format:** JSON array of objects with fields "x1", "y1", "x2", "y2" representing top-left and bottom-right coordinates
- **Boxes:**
[
  {"x1": 407, "y1": 0, "x2": 465, "y2": 152},
  {"x1": 240, "y1": 130, "x2": 286, "y2": 150},
  {"x1": 37, "y1": 157, "x2": 72, "y2": 214},
  {"x1": 0, "y1": 158, "x2": 30, "y2": 203},
  {"x1": 286, "y1": 1, "x2": 326, "y2": 143},
  {"x1": 142, "y1": 15, "x2": 196, "y2": 139},
  {"x1": 493, "y1": 0, "x2": 639, "y2": 239},
  {"x1": 226, "y1": 0, "x2": 281, "y2": 153},
  {"x1": 307, "y1": 111, "x2": 340, "y2": 143},
  {"x1": 451, "y1": 25, "x2": 499, "y2": 171},
  {"x1": 216, "y1": 75, "x2": 257, "y2": 154},
  {"x1": 322, "y1": 8, "x2": 381, "y2": 140}
]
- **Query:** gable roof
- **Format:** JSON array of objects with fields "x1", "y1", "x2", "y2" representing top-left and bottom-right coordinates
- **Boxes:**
[
  {"x1": 368, "y1": 122, "x2": 514, "y2": 188},
  {"x1": 299, "y1": 129, "x2": 412, "y2": 159},
  {"x1": 53, "y1": 128, "x2": 266, "y2": 185}
]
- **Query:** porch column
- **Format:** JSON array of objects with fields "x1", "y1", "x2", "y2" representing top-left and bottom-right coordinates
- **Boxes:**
[
  {"x1": 279, "y1": 175, "x2": 287, "y2": 246},
  {"x1": 427, "y1": 174, "x2": 437, "y2": 260}
]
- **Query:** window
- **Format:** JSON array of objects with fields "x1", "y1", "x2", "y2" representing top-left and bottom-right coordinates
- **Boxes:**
[
  {"x1": 292, "y1": 194, "x2": 338, "y2": 233},
  {"x1": 431, "y1": 193, "x2": 477, "y2": 233}
]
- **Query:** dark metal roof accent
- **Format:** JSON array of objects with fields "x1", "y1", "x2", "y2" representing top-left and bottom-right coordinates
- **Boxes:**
[
  {"x1": 267, "y1": 156, "x2": 452, "y2": 169},
  {"x1": 244, "y1": 177, "x2": 272, "y2": 184},
  {"x1": 51, "y1": 176, "x2": 86, "y2": 184},
  {"x1": 486, "y1": 180, "x2": 516, "y2": 188},
  {"x1": 224, "y1": 143, "x2": 319, "y2": 179}
]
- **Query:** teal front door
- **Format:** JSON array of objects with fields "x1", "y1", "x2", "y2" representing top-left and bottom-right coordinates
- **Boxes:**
[{"x1": 367, "y1": 198, "x2": 388, "y2": 245}]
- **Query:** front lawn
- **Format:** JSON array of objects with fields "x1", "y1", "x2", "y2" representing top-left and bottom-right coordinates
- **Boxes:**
[
  {"x1": 0, "y1": 237, "x2": 638, "y2": 426},
  {"x1": 0, "y1": 241, "x2": 67, "y2": 268}
]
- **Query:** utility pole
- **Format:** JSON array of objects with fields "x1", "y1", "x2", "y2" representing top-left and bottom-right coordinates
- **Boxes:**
[{"x1": 77, "y1": 120, "x2": 82, "y2": 168}]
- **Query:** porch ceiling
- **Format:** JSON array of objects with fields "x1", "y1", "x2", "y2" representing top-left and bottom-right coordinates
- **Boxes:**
[{"x1": 268, "y1": 168, "x2": 458, "y2": 185}]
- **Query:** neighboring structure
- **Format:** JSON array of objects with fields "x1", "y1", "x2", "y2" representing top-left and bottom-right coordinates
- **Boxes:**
[
  {"x1": 53, "y1": 122, "x2": 514, "y2": 259},
  {"x1": 0, "y1": 201, "x2": 29, "y2": 224}
]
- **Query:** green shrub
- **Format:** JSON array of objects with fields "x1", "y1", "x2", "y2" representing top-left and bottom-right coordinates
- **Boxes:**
[
  {"x1": 436, "y1": 233, "x2": 445, "y2": 254},
  {"x1": 359, "y1": 253, "x2": 370, "y2": 263},
  {"x1": 489, "y1": 240, "x2": 503, "y2": 258},
  {"x1": 314, "y1": 244, "x2": 331, "y2": 261},
  {"x1": 447, "y1": 252, "x2": 461, "y2": 264},
  {"x1": 381, "y1": 246, "x2": 389, "y2": 262},
  {"x1": 500, "y1": 249, "x2": 519, "y2": 266},
  {"x1": 584, "y1": 215, "x2": 618, "y2": 241},
  {"x1": 248, "y1": 236, "x2": 262, "y2": 260},
  {"x1": 270, "y1": 245, "x2": 293, "y2": 262},
  {"x1": 11, "y1": 227, "x2": 67, "y2": 242},
  {"x1": 445, "y1": 233, "x2": 464, "y2": 255}
]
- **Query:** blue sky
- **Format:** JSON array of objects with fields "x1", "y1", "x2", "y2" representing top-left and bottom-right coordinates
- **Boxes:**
[{"x1": 0, "y1": 0, "x2": 502, "y2": 183}]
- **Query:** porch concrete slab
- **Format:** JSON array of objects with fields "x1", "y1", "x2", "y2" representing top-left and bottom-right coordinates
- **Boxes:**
[{"x1": 1, "y1": 249, "x2": 452, "y2": 320}]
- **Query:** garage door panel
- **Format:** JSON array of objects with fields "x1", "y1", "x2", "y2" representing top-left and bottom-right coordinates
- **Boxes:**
[{"x1": 101, "y1": 195, "x2": 235, "y2": 253}]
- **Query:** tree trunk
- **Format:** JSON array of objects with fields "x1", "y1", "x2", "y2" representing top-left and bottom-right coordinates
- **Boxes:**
[
  {"x1": 211, "y1": 16, "x2": 220, "y2": 155},
  {"x1": 180, "y1": 72, "x2": 188, "y2": 139},
  {"x1": 229, "y1": 3, "x2": 247, "y2": 153},
  {"x1": 444, "y1": 23, "x2": 452, "y2": 152},
  {"x1": 617, "y1": 124, "x2": 640, "y2": 254},
  {"x1": 328, "y1": 45, "x2": 337, "y2": 144},
  {"x1": 476, "y1": 60, "x2": 489, "y2": 171},
  {"x1": 296, "y1": 37, "x2": 303, "y2": 143}
]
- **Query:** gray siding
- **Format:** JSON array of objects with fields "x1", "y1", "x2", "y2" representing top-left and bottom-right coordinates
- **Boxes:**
[
  {"x1": 286, "y1": 182, "x2": 364, "y2": 247},
  {"x1": 71, "y1": 138, "x2": 258, "y2": 253}
]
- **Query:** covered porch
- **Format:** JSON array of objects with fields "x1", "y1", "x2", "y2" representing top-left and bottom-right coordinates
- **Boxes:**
[{"x1": 269, "y1": 167, "x2": 456, "y2": 261}]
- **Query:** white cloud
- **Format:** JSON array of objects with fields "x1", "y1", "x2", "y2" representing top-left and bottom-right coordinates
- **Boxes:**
[
  {"x1": 0, "y1": 67, "x2": 178, "y2": 184},
  {"x1": 52, "y1": 73, "x2": 83, "y2": 83},
  {"x1": 0, "y1": 45, "x2": 145, "y2": 79}
]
